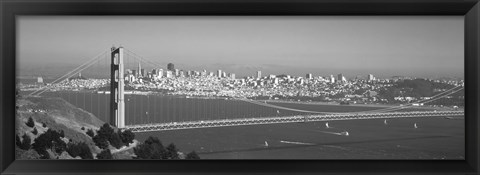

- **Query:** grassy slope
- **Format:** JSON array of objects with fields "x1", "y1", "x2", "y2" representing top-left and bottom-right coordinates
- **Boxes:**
[{"x1": 16, "y1": 96, "x2": 106, "y2": 158}]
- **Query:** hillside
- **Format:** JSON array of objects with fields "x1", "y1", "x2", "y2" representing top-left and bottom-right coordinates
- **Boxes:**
[
  {"x1": 16, "y1": 96, "x2": 106, "y2": 159},
  {"x1": 15, "y1": 95, "x2": 197, "y2": 160}
]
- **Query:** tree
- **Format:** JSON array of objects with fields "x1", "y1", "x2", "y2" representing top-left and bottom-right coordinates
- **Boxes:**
[
  {"x1": 109, "y1": 131, "x2": 124, "y2": 149},
  {"x1": 19, "y1": 134, "x2": 31, "y2": 150},
  {"x1": 97, "y1": 123, "x2": 114, "y2": 141},
  {"x1": 86, "y1": 129, "x2": 95, "y2": 138},
  {"x1": 93, "y1": 123, "x2": 117, "y2": 149},
  {"x1": 53, "y1": 138, "x2": 66, "y2": 154},
  {"x1": 96, "y1": 149, "x2": 113, "y2": 159},
  {"x1": 67, "y1": 142, "x2": 93, "y2": 159},
  {"x1": 66, "y1": 142, "x2": 81, "y2": 158},
  {"x1": 32, "y1": 127, "x2": 38, "y2": 135},
  {"x1": 145, "y1": 136, "x2": 162, "y2": 145},
  {"x1": 120, "y1": 130, "x2": 135, "y2": 146},
  {"x1": 165, "y1": 143, "x2": 179, "y2": 159},
  {"x1": 15, "y1": 135, "x2": 22, "y2": 148},
  {"x1": 26, "y1": 117, "x2": 35, "y2": 128},
  {"x1": 133, "y1": 136, "x2": 166, "y2": 159},
  {"x1": 81, "y1": 127, "x2": 85, "y2": 130},
  {"x1": 134, "y1": 143, "x2": 154, "y2": 159},
  {"x1": 185, "y1": 151, "x2": 200, "y2": 160},
  {"x1": 59, "y1": 130, "x2": 65, "y2": 138},
  {"x1": 42, "y1": 123, "x2": 47, "y2": 128},
  {"x1": 77, "y1": 142, "x2": 93, "y2": 159},
  {"x1": 93, "y1": 135, "x2": 109, "y2": 149},
  {"x1": 32, "y1": 129, "x2": 66, "y2": 158}
]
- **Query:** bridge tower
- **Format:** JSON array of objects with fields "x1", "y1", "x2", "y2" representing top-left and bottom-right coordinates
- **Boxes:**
[{"x1": 110, "y1": 46, "x2": 125, "y2": 128}]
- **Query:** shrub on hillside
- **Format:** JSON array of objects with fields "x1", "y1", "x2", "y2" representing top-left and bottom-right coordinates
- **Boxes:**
[
  {"x1": 26, "y1": 117, "x2": 35, "y2": 128},
  {"x1": 109, "y1": 131, "x2": 124, "y2": 149},
  {"x1": 66, "y1": 142, "x2": 93, "y2": 159},
  {"x1": 32, "y1": 129, "x2": 66, "y2": 158},
  {"x1": 133, "y1": 136, "x2": 167, "y2": 159},
  {"x1": 185, "y1": 151, "x2": 200, "y2": 160},
  {"x1": 18, "y1": 134, "x2": 32, "y2": 150},
  {"x1": 96, "y1": 149, "x2": 113, "y2": 159},
  {"x1": 32, "y1": 127, "x2": 38, "y2": 135},
  {"x1": 15, "y1": 135, "x2": 22, "y2": 148},
  {"x1": 77, "y1": 142, "x2": 93, "y2": 159},
  {"x1": 93, "y1": 135, "x2": 109, "y2": 149},
  {"x1": 66, "y1": 142, "x2": 80, "y2": 158},
  {"x1": 42, "y1": 123, "x2": 47, "y2": 128},
  {"x1": 165, "y1": 143, "x2": 179, "y2": 159},
  {"x1": 97, "y1": 123, "x2": 114, "y2": 141},
  {"x1": 120, "y1": 130, "x2": 135, "y2": 146},
  {"x1": 86, "y1": 129, "x2": 95, "y2": 138},
  {"x1": 94, "y1": 123, "x2": 127, "y2": 149},
  {"x1": 59, "y1": 130, "x2": 65, "y2": 138}
]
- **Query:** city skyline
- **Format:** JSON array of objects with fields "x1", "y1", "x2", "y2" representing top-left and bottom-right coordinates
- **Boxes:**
[{"x1": 17, "y1": 16, "x2": 463, "y2": 79}]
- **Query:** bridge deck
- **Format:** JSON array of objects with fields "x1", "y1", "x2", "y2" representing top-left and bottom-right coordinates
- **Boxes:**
[{"x1": 124, "y1": 111, "x2": 464, "y2": 133}]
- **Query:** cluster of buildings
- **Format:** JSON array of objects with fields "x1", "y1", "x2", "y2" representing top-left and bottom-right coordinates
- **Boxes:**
[
  {"x1": 124, "y1": 63, "x2": 236, "y2": 84},
  {"x1": 20, "y1": 62, "x2": 464, "y2": 106}
]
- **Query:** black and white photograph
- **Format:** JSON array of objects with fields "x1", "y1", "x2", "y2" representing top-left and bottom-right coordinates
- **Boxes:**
[{"x1": 15, "y1": 16, "x2": 464, "y2": 160}]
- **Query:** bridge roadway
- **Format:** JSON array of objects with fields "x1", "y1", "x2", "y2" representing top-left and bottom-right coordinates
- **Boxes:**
[{"x1": 124, "y1": 111, "x2": 464, "y2": 133}]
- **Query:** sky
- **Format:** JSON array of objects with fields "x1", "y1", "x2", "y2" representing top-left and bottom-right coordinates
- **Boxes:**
[{"x1": 17, "y1": 16, "x2": 464, "y2": 79}]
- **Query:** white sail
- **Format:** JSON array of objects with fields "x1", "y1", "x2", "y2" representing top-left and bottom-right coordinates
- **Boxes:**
[
  {"x1": 325, "y1": 122, "x2": 330, "y2": 128},
  {"x1": 384, "y1": 119, "x2": 388, "y2": 125},
  {"x1": 414, "y1": 123, "x2": 417, "y2": 129},
  {"x1": 264, "y1": 141, "x2": 269, "y2": 147}
]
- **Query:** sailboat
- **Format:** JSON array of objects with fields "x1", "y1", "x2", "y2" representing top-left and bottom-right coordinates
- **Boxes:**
[
  {"x1": 264, "y1": 141, "x2": 269, "y2": 147},
  {"x1": 277, "y1": 110, "x2": 280, "y2": 114},
  {"x1": 341, "y1": 131, "x2": 349, "y2": 136},
  {"x1": 384, "y1": 119, "x2": 388, "y2": 125},
  {"x1": 414, "y1": 123, "x2": 418, "y2": 129},
  {"x1": 325, "y1": 122, "x2": 330, "y2": 128}
]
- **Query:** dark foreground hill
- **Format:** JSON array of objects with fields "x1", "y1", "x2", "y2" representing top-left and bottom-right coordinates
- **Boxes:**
[
  {"x1": 16, "y1": 96, "x2": 105, "y2": 159},
  {"x1": 15, "y1": 95, "x2": 199, "y2": 160}
]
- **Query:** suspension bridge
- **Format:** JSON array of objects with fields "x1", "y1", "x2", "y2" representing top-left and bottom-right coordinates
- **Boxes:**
[{"x1": 26, "y1": 47, "x2": 465, "y2": 133}]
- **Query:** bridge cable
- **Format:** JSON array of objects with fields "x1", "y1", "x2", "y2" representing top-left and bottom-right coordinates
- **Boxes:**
[{"x1": 28, "y1": 50, "x2": 108, "y2": 96}]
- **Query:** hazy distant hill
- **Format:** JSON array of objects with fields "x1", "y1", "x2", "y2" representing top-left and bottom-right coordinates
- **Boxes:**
[{"x1": 377, "y1": 79, "x2": 461, "y2": 104}]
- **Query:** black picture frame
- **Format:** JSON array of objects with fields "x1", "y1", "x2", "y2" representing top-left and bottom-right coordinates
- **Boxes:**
[{"x1": 1, "y1": 0, "x2": 479, "y2": 174}]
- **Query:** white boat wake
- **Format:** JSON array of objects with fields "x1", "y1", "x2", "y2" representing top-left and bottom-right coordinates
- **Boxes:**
[
  {"x1": 280, "y1": 140, "x2": 316, "y2": 145},
  {"x1": 317, "y1": 130, "x2": 350, "y2": 136}
]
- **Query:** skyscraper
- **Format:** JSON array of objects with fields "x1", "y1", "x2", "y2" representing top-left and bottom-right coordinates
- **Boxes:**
[
  {"x1": 330, "y1": 75, "x2": 335, "y2": 83},
  {"x1": 159, "y1": 69, "x2": 163, "y2": 78},
  {"x1": 257, "y1": 71, "x2": 262, "y2": 79},
  {"x1": 167, "y1": 63, "x2": 175, "y2": 71},
  {"x1": 368, "y1": 74, "x2": 375, "y2": 81},
  {"x1": 132, "y1": 70, "x2": 137, "y2": 77},
  {"x1": 338, "y1": 74, "x2": 346, "y2": 82},
  {"x1": 166, "y1": 70, "x2": 173, "y2": 78},
  {"x1": 174, "y1": 69, "x2": 179, "y2": 77},
  {"x1": 141, "y1": 69, "x2": 145, "y2": 77},
  {"x1": 217, "y1": 70, "x2": 222, "y2": 77},
  {"x1": 37, "y1": 77, "x2": 44, "y2": 84},
  {"x1": 137, "y1": 62, "x2": 141, "y2": 77},
  {"x1": 306, "y1": 73, "x2": 313, "y2": 79}
]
